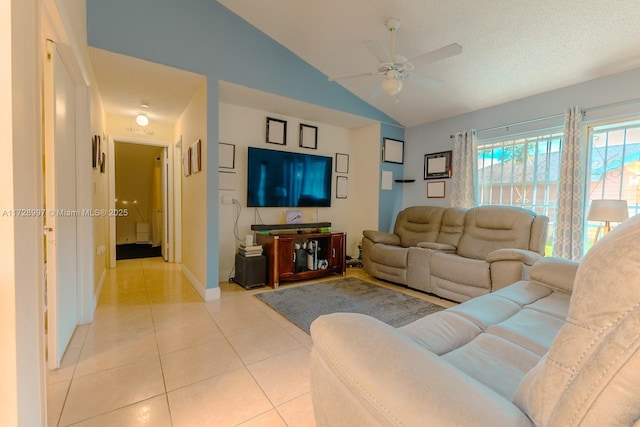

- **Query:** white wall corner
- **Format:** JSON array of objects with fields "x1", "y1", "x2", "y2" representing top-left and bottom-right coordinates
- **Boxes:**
[{"x1": 182, "y1": 264, "x2": 221, "y2": 301}]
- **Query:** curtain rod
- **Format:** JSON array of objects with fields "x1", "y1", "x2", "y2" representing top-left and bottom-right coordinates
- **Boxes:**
[
  {"x1": 448, "y1": 97, "x2": 640, "y2": 139},
  {"x1": 449, "y1": 113, "x2": 564, "y2": 138}
]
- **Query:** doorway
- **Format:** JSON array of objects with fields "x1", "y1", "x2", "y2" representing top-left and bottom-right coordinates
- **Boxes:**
[{"x1": 113, "y1": 141, "x2": 168, "y2": 260}]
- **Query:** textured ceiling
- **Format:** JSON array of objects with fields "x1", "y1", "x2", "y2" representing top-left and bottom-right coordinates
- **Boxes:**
[
  {"x1": 89, "y1": 47, "x2": 205, "y2": 126},
  {"x1": 219, "y1": 0, "x2": 640, "y2": 127},
  {"x1": 90, "y1": 1, "x2": 640, "y2": 130}
]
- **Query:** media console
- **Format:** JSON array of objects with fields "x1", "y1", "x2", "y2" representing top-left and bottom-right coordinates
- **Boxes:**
[{"x1": 254, "y1": 224, "x2": 346, "y2": 289}]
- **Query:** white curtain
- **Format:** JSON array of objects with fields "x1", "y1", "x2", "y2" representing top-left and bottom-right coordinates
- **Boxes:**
[
  {"x1": 451, "y1": 130, "x2": 478, "y2": 208},
  {"x1": 553, "y1": 106, "x2": 584, "y2": 259}
]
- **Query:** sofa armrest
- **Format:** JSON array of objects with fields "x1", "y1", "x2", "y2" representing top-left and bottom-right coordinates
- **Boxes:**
[
  {"x1": 417, "y1": 241, "x2": 457, "y2": 253},
  {"x1": 486, "y1": 248, "x2": 542, "y2": 266},
  {"x1": 528, "y1": 257, "x2": 579, "y2": 293},
  {"x1": 363, "y1": 230, "x2": 401, "y2": 246},
  {"x1": 310, "y1": 313, "x2": 533, "y2": 427}
]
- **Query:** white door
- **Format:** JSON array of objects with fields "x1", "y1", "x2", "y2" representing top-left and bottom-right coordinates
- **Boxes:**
[
  {"x1": 161, "y1": 147, "x2": 169, "y2": 261},
  {"x1": 44, "y1": 41, "x2": 78, "y2": 369}
]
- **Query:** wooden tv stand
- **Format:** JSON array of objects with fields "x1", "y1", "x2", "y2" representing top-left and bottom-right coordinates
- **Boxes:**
[{"x1": 256, "y1": 231, "x2": 346, "y2": 289}]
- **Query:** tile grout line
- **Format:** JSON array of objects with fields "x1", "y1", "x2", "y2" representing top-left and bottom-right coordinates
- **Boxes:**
[{"x1": 142, "y1": 258, "x2": 176, "y2": 427}]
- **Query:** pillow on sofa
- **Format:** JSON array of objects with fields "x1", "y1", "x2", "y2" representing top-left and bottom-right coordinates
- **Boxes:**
[{"x1": 515, "y1": 213, "x2": 640, "y2": 425}]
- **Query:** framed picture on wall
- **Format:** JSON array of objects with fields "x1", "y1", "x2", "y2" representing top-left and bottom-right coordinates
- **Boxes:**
[
  {"x1": 92, "y1": 135, "x2": 98, "y2": 168},
  {"x1": 424, "y1": 150, "x2": 452, "y2": 180},
  {"x1": 219, "y1": 142, "x2": 235, "y2": 169},
  {"x1": 266, "y1": 117, "x2": 287, "y2": 145},
  {"x1": 382, "y1": 138, "x2": 404, "y2": 164},
  {"x1": 427, "y1": 181, "x2": 446, "y2": 198},
  {"x1": 299, "y1": 123, "x2": 318, "y2": 149},
  {"x1": 335, "y1": 153, "x2": 349, "y2": 173},
  {"x1": 183, "y1": 147, "x2": 192, "y2": 177},
  {"x1": 336, "y1": 176, "x2": 348, "y2": 199},
  {"x1": 191, "y1": 139, "x2": 202, "y2": 173}
]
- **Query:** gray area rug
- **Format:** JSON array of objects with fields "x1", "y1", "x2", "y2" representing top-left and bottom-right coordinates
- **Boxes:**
[{"x1": 255, "y1": 277, "x2": 444, "y2": 334}]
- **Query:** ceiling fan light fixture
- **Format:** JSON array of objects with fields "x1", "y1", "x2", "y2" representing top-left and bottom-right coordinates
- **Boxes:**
[
  {"x1": 382, "y1": 77, "x2": 403, "y2": 96},
  {"x1": 135, "y1": 113, "x2": 149, "y2": 127}
]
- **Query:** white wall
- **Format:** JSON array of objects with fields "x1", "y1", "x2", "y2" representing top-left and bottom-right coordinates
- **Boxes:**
[
  {"x1": 89, "y1": 78, "x2": 109, "y2": 304},
  {"x1": 348, "y1": 123, "x2": 381, "y2": 254},
  {"x1": 175, "y1": 80, "x2": 210, "y2": 297},
  {"x1": 218, "y1": 103, "x2": 380, "y2": 281},
  {"x1": 404, "y1": 67, "x2": 640, "y2": 208},
  {"x1": 1, "y1": 0, "x2": 45, "y2": 424}
]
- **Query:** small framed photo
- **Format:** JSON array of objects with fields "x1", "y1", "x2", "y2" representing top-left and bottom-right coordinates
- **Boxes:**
[
  {"x1": 424, "y1": 150, "x2": 452, "y2": 180},
  {"x1": 219, "y1": 171, "x2": 236, "y2": 190},
  {"x1": 382, "y1": 138, "x2": 404, "y2": 164},
  {"x1": 427, "y1": 181, "x2": 446, "y2": 198},
  {"x1": 336, "y1": 176, "x2": 348, "y2": 199},
  {"x1": 219, "y1": 142, "x2": 235, "y2": 169},
  {"x1": 299, "y1": 123, "x2": 318, "y2": 149},
  {"x1": 183, "y1": 147, "x2": 192, "y2": 177},
  {"x1": 191, "y1": 139, "x2": 202, "y2": 174},
  {"x1": 335, "y1": 153, "x2": 349, "y2": 173},
  {"x1": 92, "y1": 135, "x2": 98, "y2": 168},
  {"x1": 266, "y1": 117, "x2": 287, "y2": 145}
]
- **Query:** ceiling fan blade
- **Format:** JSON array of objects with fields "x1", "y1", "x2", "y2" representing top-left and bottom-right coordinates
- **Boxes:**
[
  {"x1": 329, "y1": 71, "x2": 379, "y2": 82},
  {"x1": 410, "y1": 74, "x2": 443, "y2": 90},
  {"x1": 409, "y1": 43, "x2": 462, "y2": 67},
  {"x1": 364, "y1": 40, "x2": 392, "y2": 63},
  {"x1": 369, "y1": 81, "x2": 383, "y2": 99}
]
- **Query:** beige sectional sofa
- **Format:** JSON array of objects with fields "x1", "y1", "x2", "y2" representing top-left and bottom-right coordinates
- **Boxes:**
[
  {"x1": 363, "y1": 205, "x2": 548, "y2": 302},
  {"x1": 310, "y1": 213, "x2": 640, "y2": 426}
]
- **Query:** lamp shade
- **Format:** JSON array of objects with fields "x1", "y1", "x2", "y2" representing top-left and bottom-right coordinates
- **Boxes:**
[
  {"x1": 587, "y1": 199, "x2": 629, "y2": 223},
  {"x1": 382, "y1": 78, "x2": 403, "y2": 96}
]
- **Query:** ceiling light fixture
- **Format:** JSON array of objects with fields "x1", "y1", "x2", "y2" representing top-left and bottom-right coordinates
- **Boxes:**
[
  {"x1": 382, "y1": 71, "x2": 403, "y2": 96},
  {"x1": 135, "y1": 113, "x2": 149, "y2": 127}
]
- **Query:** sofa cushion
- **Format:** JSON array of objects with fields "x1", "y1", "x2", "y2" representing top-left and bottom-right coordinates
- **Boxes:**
[
  {"x1": 487, "y1": 308, "x2": 565, "y2": 356},
  {"x1": 400, "y1": 311, "x2": 482, "y2": 355},
  {"x1": 431, "y1": 252, "x2": 491, "y2": 289},
  {"x1": 394, "y1": 206, "x2": 445, "y2": 247},
  {"x1": 435, "y1": 207, "x2": 467, "y2": 247},
  {"x1": 515, "y1": 214, "x2": 640, "y2": 426},
  {"x1": 457, "y1": 206, "x2": 536, "y2": 260},
  {"x1": 367, "y1": 243, "x2": 408, "y2": 268},
  {"x1": 442, "y1": 333, "x2": 540, "y2": 401}
]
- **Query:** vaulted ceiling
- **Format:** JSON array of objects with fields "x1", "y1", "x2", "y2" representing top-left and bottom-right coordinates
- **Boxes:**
[
  {"x1": 220, "y1": 0, "x2": 640, "y2": 127},
  {"x1": 90, "y1": 1, "x2": 640, "y2": 131}
]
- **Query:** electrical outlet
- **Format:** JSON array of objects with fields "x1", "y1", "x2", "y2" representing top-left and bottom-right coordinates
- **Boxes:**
[{"x1": 222, "y1": 194, "x2": 233, "y2": 205}]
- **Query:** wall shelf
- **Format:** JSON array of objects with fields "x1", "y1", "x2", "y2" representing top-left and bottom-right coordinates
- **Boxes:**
[{"x1": 394, "y1": 179, "x2": 416, "y2": 183}]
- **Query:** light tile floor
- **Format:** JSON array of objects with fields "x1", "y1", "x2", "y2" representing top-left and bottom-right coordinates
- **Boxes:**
[{"x1": 47, "y1": 257, "x2": 455, "y2": 426}]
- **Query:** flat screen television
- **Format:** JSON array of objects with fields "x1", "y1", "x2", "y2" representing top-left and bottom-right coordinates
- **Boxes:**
[{"x1": 247, "y1": 147, "x2": 332, "y2": 207}]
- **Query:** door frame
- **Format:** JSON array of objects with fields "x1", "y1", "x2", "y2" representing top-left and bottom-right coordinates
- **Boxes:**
[
  {"x1": 43, "y1": 41, "x2": 93, "y2": 330},
  {"x1": 108, "y1": 137, "x2": 179, "y2": 267}
]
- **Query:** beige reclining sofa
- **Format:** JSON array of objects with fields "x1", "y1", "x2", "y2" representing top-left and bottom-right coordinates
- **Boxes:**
[
  {"x1": 311, "y1": 213, "x2": 640, "y2": 426},
  {"x1": 363, "y1": 205, "x2": 548, "y2": 302}
]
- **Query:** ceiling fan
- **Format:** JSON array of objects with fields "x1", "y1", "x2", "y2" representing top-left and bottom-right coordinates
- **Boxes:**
[{"x1": 329, "y1": 18, "x2": 462, "y2": 97}]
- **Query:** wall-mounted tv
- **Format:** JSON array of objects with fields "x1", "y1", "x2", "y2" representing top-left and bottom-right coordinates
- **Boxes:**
[{"x1": 247, "y1": 147, "x2": 332, "y2": 207}]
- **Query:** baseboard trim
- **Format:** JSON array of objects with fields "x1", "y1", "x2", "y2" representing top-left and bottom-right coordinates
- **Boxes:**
[
  {"x1": 182, "y1": 265, "x2": 221, "y2": 301},
  {"x1": 93, "y1": 267, "x2": 107, "y2": 317}
]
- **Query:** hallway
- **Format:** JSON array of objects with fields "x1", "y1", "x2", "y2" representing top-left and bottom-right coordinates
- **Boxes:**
[{"x1": 46, "y1": 258, "x2": 317, "y2": 426}]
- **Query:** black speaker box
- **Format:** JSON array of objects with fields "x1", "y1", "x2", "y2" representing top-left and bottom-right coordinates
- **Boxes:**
[{"x1": 234, "y1": 254, "x2": 266, "y2": 289}]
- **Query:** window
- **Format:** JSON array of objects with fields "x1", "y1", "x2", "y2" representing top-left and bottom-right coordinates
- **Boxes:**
[
  {"x1": 477, "y1": 131, "x2": 563, "y2": 255},
  {"x1": 585, "y1": 119, "x2": 640, "y2": 250}
]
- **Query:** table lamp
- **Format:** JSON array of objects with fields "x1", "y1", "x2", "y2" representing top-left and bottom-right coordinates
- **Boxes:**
[{"x1": 587, "y1": 199, "x2": 629, "y2": 242}]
